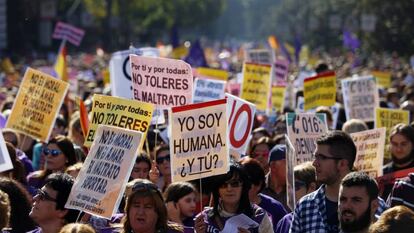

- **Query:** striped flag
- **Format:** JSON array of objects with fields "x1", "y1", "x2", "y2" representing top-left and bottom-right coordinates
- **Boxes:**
[
  {"x1": 52, "y1": 21, "x2": 85, "y2": 46},
  {"x1": 54, "y1": 43, "x2": 68, "y2": 81}
]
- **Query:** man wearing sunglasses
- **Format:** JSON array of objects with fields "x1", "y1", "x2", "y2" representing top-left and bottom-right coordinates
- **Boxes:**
[{"x1": 28, "y1": 173, "x2": 79, "y2": 233}]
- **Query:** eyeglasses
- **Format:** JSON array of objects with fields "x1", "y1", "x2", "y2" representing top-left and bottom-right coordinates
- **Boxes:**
[
  {"x1": 42, "y1": 147, "x2": 62, "y2": 157},
  {"x1": 36, "y1": 189, "x2": 57, "y2": 202},
  {"x1": 219, "y1": 180, "x2": 243, "y2": 189},
  {"x1": 156, "y1": 155, "x2": 170, "y2": 164},
  {"x1": 313, "y1": 153, "x2": 344, "y2": 161},
  {"x1": 294, "y1": 180, "x2": 307, "y2": 191}
]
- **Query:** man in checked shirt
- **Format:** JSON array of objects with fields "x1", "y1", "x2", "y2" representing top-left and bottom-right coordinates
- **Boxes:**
[{"x1": 290, "y1": 131, "x2": 388, "y2": 233}]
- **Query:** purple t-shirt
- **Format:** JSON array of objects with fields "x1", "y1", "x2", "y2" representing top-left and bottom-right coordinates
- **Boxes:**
[
  {"x1": 275, "y1": 212, "x2": 293, "y2": 233},
  {"x1": 258, "y1": 193, "x2": 288, "y2": 232}
]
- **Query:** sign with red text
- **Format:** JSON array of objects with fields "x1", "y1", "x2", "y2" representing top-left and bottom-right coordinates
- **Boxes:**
[
  {"x1": 351, "y1": 128, "x2": 386, "y2": 178},
  {"x1": 66, "y1": 125, "x2": 143, "y2": 219},
  {"x1": 226, "y1": 93, "x2": 256, "y2": 156},
  {"x1": 240, "y1": 63, "x2": 272, "y2": 112},
  {"x1": 303, "y1": 72, "x2": 336, "y2": 111},
  {"x1": 130, "y1": 55, "x2": 193, "y2": 109},
  {"x1": 169, "y1": 99, "x2": 229, "y2": 182}
]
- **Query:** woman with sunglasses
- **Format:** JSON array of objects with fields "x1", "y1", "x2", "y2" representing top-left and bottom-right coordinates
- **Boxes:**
[
  {"x1": 27, "y1": 135, "x2": 77, "y2": 190},
  {"x1": 164, "y1": 182, "x2": 197, "y2": 229},
  {"x1": 122, "y1": 179, "x2": 184, "y2": 233},
  {"x1": 194, "y1": 161, "x2": 273, "y2": 233},
  {"x1": 151, "y1": 144, "x2": 172, "y2": 192}
]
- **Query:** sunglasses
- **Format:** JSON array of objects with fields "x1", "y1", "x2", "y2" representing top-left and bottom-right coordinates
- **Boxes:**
[
  {"x1": 219, "y1": 180, "x2": 243, "y2": 189},
  {"x1": 313, "y1": 153, "x2": 343, "y2": 161},
  {"x1": 131, "y1": 182, "x2": 163, "y2": 199},
  {"x1": 43, "y1": 147, "x2": 62, "y2": 157},
  {"x1": 156, "y1": 155, "x2": 170, "y2": 164},
  {"x1": 294, "y1": 180, "x2": 307, "y2": 191},
  {"x1": 36, "y1": 189, "x2": 57, "y2": 202}
]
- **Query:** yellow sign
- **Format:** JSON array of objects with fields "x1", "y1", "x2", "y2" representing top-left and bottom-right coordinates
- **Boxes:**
[
  {"x1": 240, "y1": 63, "x2": 272, "y2": 112},
  {"x1": 85, "y1": 94, "x2": 154, "y2": 147},
  {"x1": 371, "y1": 71, "x2": 391, "y2": 88},
  {"x1": 271, "y1": 85, "x2": 286, "y2": 111},
  {"x1": 196, "y1": 67, "x2": 228, "y2": 81},
  {"x1": 6, "y1": 67, "x2": 69, "y2": 142},
  {"x1": 303, "y1": 71, "x2": 336, "y2": 111}
]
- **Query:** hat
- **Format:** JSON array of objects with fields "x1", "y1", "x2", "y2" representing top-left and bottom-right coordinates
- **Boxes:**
[{"x1": 268, "y1": 144, "x2": 286, "y2": 163}]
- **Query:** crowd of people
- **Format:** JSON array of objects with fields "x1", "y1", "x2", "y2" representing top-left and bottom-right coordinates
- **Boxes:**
[{"x1": 1, "y1": 43, "x2": 414, "y2": 233}]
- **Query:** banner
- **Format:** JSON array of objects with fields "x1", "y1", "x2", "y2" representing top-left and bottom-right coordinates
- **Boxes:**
[
  {"x1": 193, "y1": 78, "x2": 226, "y2": 104},
  {"x1": 110, "y1": 48, "x2": 159, "y2": 100},
  {"x1": 303, "y1": 71, "x2": 336, "y2": 111},
  {"x1": 169, "y1": 99, "x2": 229, "y2": 182},
  {"x1": 341, "y1": 76, "x2": 379, "y2": 122},
  {"x1": 285, "y1": 135, "x2": 296, "y2": 211},
  {"x1": 245, "y1": 49, "x2": 273, "y2": 64},
  {"x1": 0, "y1": 133, "x2": 13, "y2": 173},
  {"x1": 84, "y1": 94, "x2": 154, "y2": 147},
  {"x1": 66, "y1": 125, "x2": 143, "y2": 219},
  {"x1": 226, "y1": 93, "x2": 256, "y2": 156},
  {"x1": 6, "y1": 68, "x2": 69, "y2": 142},
  {"x1": 130, "y1": 55, "x2": 193, "y2": 109},
  {"x1": 196, "y1": 67, "x2": 228, "y2": 81},
  {"x1": 286, "y1": 113, "x2": 328, "y2": 164},
  {"x1": 52, "y1": 21, "x2": 85, "y2": 46},
  {"x1": 350, "y1": 128, "x2": 386, "y2": 178},
  {"x1": 271, "y1": 85, "x2": 286, "y2": 112},
  {"x1": 371, "y1": 71, "x2": 391, "y2": 88},
  {"x1": 240, "y1": 63, "x2": 272, "y2": 112},
  {"x1": 273, "y1": 58, "x2": 289, "y2": 85}
]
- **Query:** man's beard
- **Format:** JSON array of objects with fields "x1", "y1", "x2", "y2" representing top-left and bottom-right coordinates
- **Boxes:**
[
  {"x1": 392, "y1": 153, "x2": 414, "y2": 165},
  {"x1": 340, "y1": 204, "x2": 372, "y2": 233}
]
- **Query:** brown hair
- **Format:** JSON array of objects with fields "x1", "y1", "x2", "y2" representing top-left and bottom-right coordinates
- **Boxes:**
[
  {"x1": 59, "y1": 223, "x2": 96, "y2": 233},
  {"x1": 368, "y1": 206, "x2": 414, "y2": 233},
  {"x1": 0, "y1": 189, "x2": 10, "y2": 229}
]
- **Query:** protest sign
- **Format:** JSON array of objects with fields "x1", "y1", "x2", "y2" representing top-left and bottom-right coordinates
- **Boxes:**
[
  {"x1": 169, "y1": 99, "x2": 229, "y2": 182},
  {"x1": 273, "y1": 58, "x2": 289, "y2": 85},
  {"x1": 66, "y1": 125, "x2": 143, "y2": 219},
  {"x1": 84, "y1": 94, "x2": 154, "y2": 147},
  {"x1": 226, "y1": 93, "x2": 256, "y2": 156},
  {"x1": 110, "y1": 48, "x2": 159, "y2": 100},
  {"x1": 271, "y1": 85, "x2": 286, "y2": 112},
  {"x1": 193, "y1": 78, "x2": 226, "y2": 104},
  {"x1": 52, "y1": 21, "x2": 85, "y2": 46},
  {"x1": 285, "y1": 135, "x2": 296, "y2": 211},
  {"x1": 330, "y1": 103, "x2": 341, "y2": 130},
  {"x1": 0, "y1": 133, "x2": 13, "y2": 173},
  {"x1": 296, "y1": 96, "x2": 305, "y2": 113},
  {"x1": 240, "y1": 63, "x2": 272, "y2": 112},
  {"x1": 196, "y1": 67, "x2": 228, "y2": 81},
  {"x1": 341, "y1": 76, "x2": 379, "y2": 122},
  {"x1": 351, "y1": 128, "x2": 386, "y2": 178},
  {"x1": 6, "y1": 67, "x2": 69, "y2": 142},
  {"x1": 130, "y1": 55, "x2": 193, "y2": 109},
  {"x1": 286, "y1": 113, "x2": 328, "y2": 164},
  {"x1": 303, "y1": 71, "x2": 336, "y2": 111},
  {"x1": 371, "y1": 71, "x2": 391, "y2": 88},
  {"x1": 375, "y1": 107, "x2": 410, "y2": 160},
  {"x1": 245, "y1": 49, "x2": 273, "y2": 64}
]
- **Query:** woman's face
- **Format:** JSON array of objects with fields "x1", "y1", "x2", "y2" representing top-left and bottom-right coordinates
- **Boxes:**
[
  {"x1": 177, "y1": 192, "x2": 197, "y2": 218},
  {"x1": 44, "y1": 143, "x2": 67, "y2": 172},
  {"x1": 252, "y1": 143, "x2": 270, "y2": 169},
  {"x1": 129, "y1": 196, "x2": 158, "y2": 233},
  {"x1": 390, "y1": 133, "x2": 413, "y2": 161},
  {"x1": 131, "y1": 162, "x2": 150, "y2": 179},
  {"x1": 218, "y1": 178, "x2": 243, "y2": 207}
]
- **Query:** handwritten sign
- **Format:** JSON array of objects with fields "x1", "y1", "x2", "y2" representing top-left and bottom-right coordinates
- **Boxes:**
[
  {"x1": 245, "y1": 49, "x2": 273, "y2": 64},
  {"x1": 130, "y1": 55, "x2": 193, "y2": 109},
  {"x1": 169, "y1": 99, "x2": 229, "y2": 182},
  {"x1": 240, "y1": 63, "x2": 272, "y2": 112},
  {"x1": 286, "y1": 113, "x2": 328, "y2": 164},
  {"x1": 371, "y1": 71, "x2": 391, "y2": 88},
  {"x1": 271, "y1": 85, "x2": 286, "y2": 112},
  {"x1": 273, "y1": 58, "x2": 289, "y2": 85},
  {"x1": 341, "y1": 76, "x2": 379, "y2": 122},
  {"x1": 351, "y1": 128, "x2": 386, "y2": 178},
  {"x1": 66, "y1": 125, "x2": 143, "y2": 219},
  {"x1": 84, "y1": 94, "x2": 154, "y2": 147},
  {"x1": 6, "y1": 68, "x2": 69, "y2": 142},
  {"x1": 193, "y1": 78, "x2": 226, "y2": 104},
  {"x1": 303, "y1": 71, "x2": 336, "y2": 111}
]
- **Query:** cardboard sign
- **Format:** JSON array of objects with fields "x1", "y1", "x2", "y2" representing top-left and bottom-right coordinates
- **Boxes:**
[
  {"x1": 6, "y1": 68, "x2": 69, "y2": 142},
  {"x1": 285, "y1": 135, "x2": 296, "y2": 211},
  {"x1": 169, "y1": 99, "x2": 229, "y2": 182},
  {"x1": 286, "y1": 113, "x2": 328, "y2": 164},
  {"x1": 130, "y1": 55, "x2": 193, "y2": 109},
  {"x1": 351, "y1": 128, "x2": 386, "y2": 178},
  {"x1": 84, "y1": 94, "x2": 154, "y2": 147},
  {"x1": 226, "y1": 93, "x2": 256, "y2": 156},
  {"x1": 330, "y1": 103, "x2": 341, "y2": 130},
  {"x1": 341, "y1": 76, "x2": 379, "y2": 122},
  {"x1": 0, "y1": 132, "x2": 13, "y2": 173},
  {"x1": 271, "y1": 85, "x2": 286, "y2": 112},
  {"x1": 193, "y1": 78, "x2": 226, "y2": 104},
  {"x1": 273, "y1": 58, "x2": 289, "y2": 85},
  {"x1": 110, "y1": 48, "x2": 159, "y2": 100},
  {"x1": 303, "y1": 71, "x2": 336, "y2": 111},
  {"x1": 245, "y1": 49, "x2": 273, "y2": 64},
  {"x1": 240, "y1": 63, "x2": 272, "y2": 112},
  {"x1": 371, "y1": 71, "x2": 391, "y2": 88},
  {"x1": 196, "y1": 67, "x2": 228, "y2": 81},
  {"x1": 66, "y1": 125, "x2": 143, "y2": 219}
]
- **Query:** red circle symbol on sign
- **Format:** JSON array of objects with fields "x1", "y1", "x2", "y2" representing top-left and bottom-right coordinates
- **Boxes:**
[{"x1": 230, "y1": 104, "x2": 252, "y2": 148}]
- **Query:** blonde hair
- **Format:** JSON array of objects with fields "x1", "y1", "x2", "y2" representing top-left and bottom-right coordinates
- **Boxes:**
[{"x1": 59, "y1": 223, "x2": 96, "y2": 233}]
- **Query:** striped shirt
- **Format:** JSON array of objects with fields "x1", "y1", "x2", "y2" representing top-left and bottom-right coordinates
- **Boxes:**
[{"x1": 387, "y1": 173, "x2": 414, "y2": 211}]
